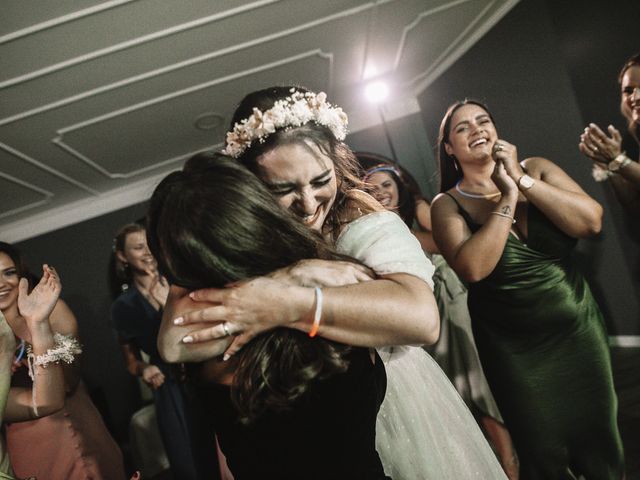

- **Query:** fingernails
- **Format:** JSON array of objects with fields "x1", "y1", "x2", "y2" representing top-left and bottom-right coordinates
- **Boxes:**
[
  {"x1": 223, "y1": 353, "x2": 231, "y2": 361},
  {"x1": 189, "y1": 291, "x2": 196, "y2": 299},
  {"x1": 182, "y1": 335, "x2": 193, "y2": 343},
  {"x1": 173, "y1": 317, "x2": 184, "y2": 325}
]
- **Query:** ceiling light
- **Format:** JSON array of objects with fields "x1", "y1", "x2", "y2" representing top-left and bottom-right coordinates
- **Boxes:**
[{"x1": 364, "y1": 81, "x2": 390, "y2": 104}]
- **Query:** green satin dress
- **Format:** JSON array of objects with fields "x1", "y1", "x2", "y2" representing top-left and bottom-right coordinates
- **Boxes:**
[{"x1": 447, "y1": 193, "x2": 624, "y2": 479}]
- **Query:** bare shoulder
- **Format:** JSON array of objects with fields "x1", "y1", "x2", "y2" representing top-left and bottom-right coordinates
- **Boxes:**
[
  {"x1": 340, "y1": 189, "x2": 384, "y2": 223},
  {"x1": 49, "y1": 298, "x2": 79, "y2": 336},
  {"x1": 431, "y1": 191, "x2": 457, "y2": 215}
]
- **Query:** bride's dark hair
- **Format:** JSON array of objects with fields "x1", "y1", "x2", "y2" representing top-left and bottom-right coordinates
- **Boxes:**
[{"x1": 146, "y1": 151, "x2": 351, "y2": 423}]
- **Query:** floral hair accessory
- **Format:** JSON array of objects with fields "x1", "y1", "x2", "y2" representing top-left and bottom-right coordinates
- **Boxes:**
[{"x1": 223, "y1": 88, "x2": 348, "y2": 158}]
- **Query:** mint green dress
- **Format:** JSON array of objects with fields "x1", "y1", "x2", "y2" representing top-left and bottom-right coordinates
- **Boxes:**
[{"x1": 447, "y1": 194, "x2": 624, "y2": 479}]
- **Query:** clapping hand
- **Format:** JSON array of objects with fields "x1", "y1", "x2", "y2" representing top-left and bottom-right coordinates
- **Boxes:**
[
  {"x1": 492, "y1": 139, "x2": 524, "y2": 181},
  {"x1": 579, "y1": 124, "x2": 623, "y2": 165},
  {"x1": 18, "y1": 265, "x2": 61, "y2": 327}
]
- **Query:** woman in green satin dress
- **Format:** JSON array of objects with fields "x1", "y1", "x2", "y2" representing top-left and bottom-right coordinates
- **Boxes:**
[{"x1": 431, "y1": 100, "x2": 624, "y2": 479}]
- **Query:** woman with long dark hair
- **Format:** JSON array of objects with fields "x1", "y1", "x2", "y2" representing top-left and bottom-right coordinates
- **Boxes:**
[
  {"x1": 0, "y1": 242, "x2": 126, "y2": 480},
  {"x1": 0, "y1": 252, "x2": 64, "y2": 480},
  {"x1": 431, "y1": 99, "x2": 624, "y2": 479},
  {"x1": 147, "y1": 153, "x2": 389, "y2": 479}
]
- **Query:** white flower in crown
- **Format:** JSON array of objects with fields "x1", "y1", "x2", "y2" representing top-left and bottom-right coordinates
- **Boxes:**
[{"x1": 222, "y1": 89, "x2": 349, "y2": 158}]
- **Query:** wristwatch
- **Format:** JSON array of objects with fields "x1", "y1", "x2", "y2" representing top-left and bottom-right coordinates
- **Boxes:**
[
  {"x1": 608, "y1": 153, "x2": 632, "y2": 172},
  {"x1": 517, "y1": 174, "x2": 535, "y2": 190}
]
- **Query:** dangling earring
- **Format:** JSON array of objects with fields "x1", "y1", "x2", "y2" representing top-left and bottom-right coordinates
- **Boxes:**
[{"x1": 451, "y1": 155, "x2": 460, "y2": 172}]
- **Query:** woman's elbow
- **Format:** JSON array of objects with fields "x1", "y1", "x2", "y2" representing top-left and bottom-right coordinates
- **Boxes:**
[
  {"x1": 578, "y1": 203, "x2": 603, "y2": 237},
  {"x1": 455, "y1": 264, "x2": 489, "y2": 284},
  {"x1": 414, "y1": 292, "x2": 440, "y2": 346}
]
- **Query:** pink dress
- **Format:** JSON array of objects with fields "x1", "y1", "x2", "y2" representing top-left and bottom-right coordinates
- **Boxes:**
[{"x1": 6, "y1": 378, "x2": 126, "y2": 480}]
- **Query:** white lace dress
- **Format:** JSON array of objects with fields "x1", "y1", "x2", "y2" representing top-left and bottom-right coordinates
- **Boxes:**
[{"x1": 336, "y1": 211, "x2": 506, "y2": 480}]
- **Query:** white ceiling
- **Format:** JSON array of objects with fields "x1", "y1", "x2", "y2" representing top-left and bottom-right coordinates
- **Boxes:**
[{"x1": 0, "y1": 0, "x2": 518, "y2": 242}]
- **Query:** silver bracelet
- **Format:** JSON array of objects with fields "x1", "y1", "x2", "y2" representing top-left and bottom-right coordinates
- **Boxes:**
[{"x1": 490, "y1": 211, "x2": 516, "y2": 224}]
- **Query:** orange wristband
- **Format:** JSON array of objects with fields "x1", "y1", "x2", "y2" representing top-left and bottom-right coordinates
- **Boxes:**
[{"x1": 308, "y1": 287, "x2": 323, "y2": 338}]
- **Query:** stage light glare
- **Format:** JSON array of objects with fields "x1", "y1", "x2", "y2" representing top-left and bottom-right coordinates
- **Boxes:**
[{"x1": 364, "y1": 81, "x2": 389, "y2": 104}]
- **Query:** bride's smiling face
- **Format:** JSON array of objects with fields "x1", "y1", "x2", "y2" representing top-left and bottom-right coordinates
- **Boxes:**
[{"x1": 256, "y1": 141, "x2": 338, "y2": 232}]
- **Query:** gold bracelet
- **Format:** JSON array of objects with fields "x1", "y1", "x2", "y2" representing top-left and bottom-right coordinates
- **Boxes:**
[{"x1": 490, "y1": 211, "x2": 516, "y2": 224}]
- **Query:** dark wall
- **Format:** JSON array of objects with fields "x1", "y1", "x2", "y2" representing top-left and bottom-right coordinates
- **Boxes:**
[
  {"x1": 418, "y1": 0, "x2": 640, "y2": 335},
  {"x1": 16, "y1": 202, "x2": 150, "y2": 441}
]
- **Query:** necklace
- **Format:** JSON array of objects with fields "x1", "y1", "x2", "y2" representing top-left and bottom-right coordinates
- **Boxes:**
[{"x1": 455, "y1": 180, "x2": 501, "y2": 199}]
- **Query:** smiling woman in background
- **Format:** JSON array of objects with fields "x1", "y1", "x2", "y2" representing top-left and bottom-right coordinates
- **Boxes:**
[
  {"x1": 0, "y1": 257, "x2": 65, "y2": 480},
  {"x1": 111, "y1": 223, "x2": 216, "y2": 479},
  {"x1": 0, "y1": 242, "x2": 126, "y2": 480},
  {"x1": 431, "y1": 99, "x2": 624, "y2": 479},
  {"x1": 580, "y1": 53, "x2": 640, "y2": 213}
]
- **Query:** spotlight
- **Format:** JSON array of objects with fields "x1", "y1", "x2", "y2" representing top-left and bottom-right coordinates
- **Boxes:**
[{"x1": 364, "y1": 81, "x2": 389, "y2": 104}]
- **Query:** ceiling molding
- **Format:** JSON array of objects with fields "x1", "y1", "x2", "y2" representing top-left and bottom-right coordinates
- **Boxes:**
[
  {"x1": 0, "y1": 0, "x2": 388, "y2": 127},
  {"x1": 0, "y1": 0, "x2": 283, "y2": 89},
  {"x1": 393, "y1": 0, "x2": 475, "y2": 71},
  {"x1": 0, "y1": 163, "x2": 175, "y2": 243},
  {"x1": 51, "y1": 50, "x2": 333, "y2": 178},
  {"x1": 0, "y1": 171, "x2": 53, "y2": 219},
  {"x1": 0, "y1": 141, "x2": 99, "y2": 195},
  {"x1": 0, "y1": 0, "x2": 138, "y2": 45},
  {"x1": 0, "y1": 0, "x2": 519, "y2": 241},
  {"x1": 409, "y1": 0, "x2": 519, "y2": 94}
]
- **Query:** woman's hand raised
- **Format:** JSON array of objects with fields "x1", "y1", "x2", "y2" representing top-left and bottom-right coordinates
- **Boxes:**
[
  {"x1": 579, "y1": 123, "x2": 623, "y2": 164},
  {"x1": 491, "y1": 157, "x2": 518, "y2": 198},
  {"x1": 492, "y1": 139, "x2": 524, "y2": 182},
  {"x1": 18, "y1": 265, "x2": 61, "y2": 328}
]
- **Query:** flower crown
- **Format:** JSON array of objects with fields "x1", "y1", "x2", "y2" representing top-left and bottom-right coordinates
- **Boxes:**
[{"x1": 223, "y1": 88, "x2": 348, "y2": 158}]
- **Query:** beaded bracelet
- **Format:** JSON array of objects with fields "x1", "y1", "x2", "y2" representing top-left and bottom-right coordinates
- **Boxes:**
[
  {"x1": 490, "y1": 211, "x2": 516, "y2": 224},
  {"x1": 27, "y1": 333, "x2": 82, "y2": 416},
  {"x1": 308, "y1": 287, "x2": 323, "y2": 338},
  {"x1": 27, "y1": 333, "x2": 82, "y2": 373}
]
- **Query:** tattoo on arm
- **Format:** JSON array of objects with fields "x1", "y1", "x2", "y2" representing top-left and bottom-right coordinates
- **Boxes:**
[{"x1": 501, "y1": 205, "x2": 512, "y2": 215}]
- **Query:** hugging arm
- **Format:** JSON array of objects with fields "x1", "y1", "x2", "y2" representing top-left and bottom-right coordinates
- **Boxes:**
[
  {"x1": 159, "y1": 212, "x2": 440, "y2": 362},
  {"x1": 158, "y1": 285, "x2": 233, "y2": 363}
]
